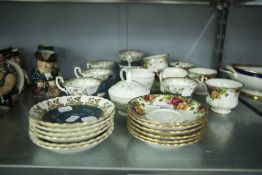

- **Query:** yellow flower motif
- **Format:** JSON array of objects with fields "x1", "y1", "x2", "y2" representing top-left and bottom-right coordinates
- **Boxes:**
[
  {"x1": 211, "y1": 90, "x2": 220, "y2": 99},
  {"x1": 135, "y1": 106, "x2": 144, "y2": 115},
  {"x1": 177, "y1": 103, "x2": 187, "y2": 110}
]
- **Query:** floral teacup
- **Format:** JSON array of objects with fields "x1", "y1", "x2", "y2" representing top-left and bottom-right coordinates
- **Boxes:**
[
  {"x1": 119, "y1": 49, "x2": 144, "y2": 67},
  {"x1": 205, "y1": 78, "x2": 243, "y2": 114},
  {"x1": 86, "y1": 60, "x2": 115, "y2": 69},
  {"x1": 161, "y1": 77, "x2": 198, "y2": 97},
  {"x1": 55, "y1": 76, "x2": 101, "y2": 95},
  {"x1": 143, "y1": 54, "x2": 169, "y2": 72},
  {"x1": 188, "y1": 68, "x2": 217, "y2": 95},
  {"x1": 158, "y1": 67, "x2": 188, "y2": 92},
  {"x1": 74, "y1": 67, "x2": 112, "y2": 81},
  {"x1": 120, "y1": 68, "x2": 155, "y2": 89}
]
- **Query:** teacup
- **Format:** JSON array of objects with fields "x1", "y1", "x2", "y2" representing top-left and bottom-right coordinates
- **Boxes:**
[
  {"x1": 205, "y1": 78, "x2": 244, "y2": 114},
  {"x1": 169, "y1": 61, "x2": 194, "y2": 69},
  {"x1": 188, "y1": 68, "x2": 217, "y2": 95},
  {"x1": 86, "y1": 60, "x2": 115, "y2": 69},
  {"x1": 119, "y1": 49, "x2": 144, "y2": 67},
  {"x1": 158, "y1": 67, "x2": 188, "y2": 92},
  {"x1": 55, "y1": 76, "x2": 101, "y2": 95},
  {"x1": 161, "y1": 77, "x2": 198, "y2": 97},
  {"x1": 143, "y1": 54, "x2": 169, "y2": 72},
  {"x1": 120, "y1": 68, "x2": 155, "y2": 89},
  {"x1": 158, "y1": 67, "x2": 188, "y2": 81},
  {"x1": 74, "y1": 67, "x2": 112, "y2": 81}
]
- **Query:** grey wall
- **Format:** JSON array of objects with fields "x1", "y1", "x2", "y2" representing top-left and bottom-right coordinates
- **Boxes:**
[
  {"x1": 223, "y1": 5, "x2": 262, "y2": 65},
  {"x1": 0, "y1": 2, "x2": 216, "y2": 78}
]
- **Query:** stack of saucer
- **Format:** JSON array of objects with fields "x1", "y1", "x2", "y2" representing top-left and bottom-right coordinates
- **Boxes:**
[
  {"x1": 126, "y1": 94, "x2": 207, "y2": 148},
  {"x1": 28, "y1": 96, "x2": 115, "y2": 153}
]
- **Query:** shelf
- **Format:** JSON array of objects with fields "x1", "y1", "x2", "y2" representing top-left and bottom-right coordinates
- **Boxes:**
[
  {"x1": 0, "y1": 0, "x2": 212, "y2": 5},
  {"x1": 240, "y1": 95, "x2": 262, "y2": 116},
  {"x1": 0, "y1": 90, "x2": 262, "y2": 175}
]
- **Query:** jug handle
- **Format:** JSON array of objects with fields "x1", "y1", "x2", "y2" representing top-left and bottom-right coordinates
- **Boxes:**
[
  {"x1": 219, "y1": 65, "x2": 238, "y2": 79},
  {"x1": 55, "y1": 76, "x2": 69, "y2": 95},
  {"x1": 86, "y1": 62, "x2": 90, "y2": 68},
  {"x1": 120, "y1": 68, "x2": 133, "y2": 81},
  {"x1": 74, "y1": 67, "x2": 83, "y2": 78}
]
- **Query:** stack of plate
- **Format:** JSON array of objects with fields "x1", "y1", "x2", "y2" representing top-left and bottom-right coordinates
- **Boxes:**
[
  {"x1": 29, "y1": 96, "x2": 115, "y2": 153},
  {"x1": 126, "y1": 94, "x2": 207, "y2": 148}
]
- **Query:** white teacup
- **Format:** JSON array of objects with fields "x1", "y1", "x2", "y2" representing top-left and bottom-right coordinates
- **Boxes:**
[
  {"x1": 188, "y1": 68, "x2": 218, "y2": 95},
  {"x1": 74, "y1": 67, "x2": 112, "y2": 81},
  {"x1": 205, "y1": 78, "x2": 244, "y2": 114},
  {"x1": 158, "y1": 67, "x2": 188, "y2": 92},
  {"x1": 55, "y1": 76, "x2": 101, "y2": 95},
  {"x1": 161, "y1": 77, "x2": 198, "y2": 97},
  {"x1": 143, "y1": 54, "x2": 169, "y2": 72},
  {"x1": 86, "y1": 60, "x2": 115, "y2": 69},
  {"x1": 120, "y1": 68, "x2": 155, "y2": 89}
]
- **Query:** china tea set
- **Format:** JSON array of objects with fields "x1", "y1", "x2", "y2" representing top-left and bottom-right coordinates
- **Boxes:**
[{"x1": 1, "y1": 45, "x2": 261, "y2": 152}]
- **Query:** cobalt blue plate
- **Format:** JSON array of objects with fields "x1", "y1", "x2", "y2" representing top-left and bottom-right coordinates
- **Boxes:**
[{"x1": 42, "y1": 105, "x2": 103, "y2": 123}]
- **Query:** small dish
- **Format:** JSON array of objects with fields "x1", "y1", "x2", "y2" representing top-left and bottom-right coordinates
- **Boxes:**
[
  {"x1": 143, "y1": 54, "x2": 169, "y2": 72},
  {"x1": 126, "y1": 94, "x2": 207, "y2": 125}
]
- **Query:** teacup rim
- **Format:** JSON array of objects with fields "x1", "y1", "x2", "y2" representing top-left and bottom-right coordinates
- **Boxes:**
[
  {"x1": 63, "y1": 77, "x2": 101, "y2": 86},
  {"x1": 188, "y1": 67, "x2": 218, "y2": 75},
  {"x1": 162, "y1": 77, "x2": 198, "y2": 86},
  {"x1": 205, "y1": 78, "x2": 244, "y2": 89},
  {"x1": 143, "y1": 54, "x2": 169, "y2": 60}
]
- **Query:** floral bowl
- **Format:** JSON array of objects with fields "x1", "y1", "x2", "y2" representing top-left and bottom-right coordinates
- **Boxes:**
[
  {"x1": 126, "y1": 94, "x2": 207, "y2": 125},
  {"x1": 56, "y1": 76, "x2": 101, "y2": 95},
  {"x1": 161, "y1": 77, "x2": 198, "y2": 97}
]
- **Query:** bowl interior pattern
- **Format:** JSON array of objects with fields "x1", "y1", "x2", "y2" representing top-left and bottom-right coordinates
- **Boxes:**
[{"x1": 127, "y1": 94, "x2": 207, "y2": 125}]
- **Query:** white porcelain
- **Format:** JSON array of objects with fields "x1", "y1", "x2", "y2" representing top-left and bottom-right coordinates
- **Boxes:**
[
  {"x1": 169, "y1": 61, "x2": 194, "y2": 69},
  {"x1": 86, "y1": 60, "x2": 115, "y2": 69},
  {"x1": 55, "y1": 76, "x2": 101, "y2": 95},
  {"x1": 158, "y1": 67, "x2": 188, "y2": 92},
  {"x1": 108, "y1": 71, "x2": 150, "y2": 116},
  {"x1": 74, "y1": 67, "x2": 112, "y2": 81},
  {"x1": 220, "y1": 64, "x2": 262, "y2": 99},
  {"x1": 143, "y1": 54, "x2": 169, "y2": 72},
  {"x1": 205, "y1": 78, "x2": 243, "y2": 114},
  {"x1": 120, "y1": 68, "x2": 155, "y2": 89},
  {"x1": 119, "y1": 64, "x2": 143, "y2": 70},
  {"x1": 159, "y1": 67, "x2": 188, "y2": 80},
  {"x1": 119, "y1": 49, "x2": 144, "y2": 62},
  {"x1": 161, "y1": 77, "x2": 198, "y2": 97},
  {"x1": 188, "y1": 68, "x2": 218, "y2": 95}
]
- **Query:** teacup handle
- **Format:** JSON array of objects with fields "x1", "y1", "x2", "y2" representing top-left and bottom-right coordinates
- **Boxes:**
[
  {"x1": 219, "y1": 65, "x2": 238, "y2": 79},
  {"x1": 120, "y1": 68, "x2": 132, "y2": 81},
  {"x1": 55, "y1": 76, "x2": 69, "y2": 95},
  {"x1": 74, "y1": 67, "x2": 83, "y2": 78},
  {"x1": 86, "y1": 62, "x2": 90, "y2": 68}
]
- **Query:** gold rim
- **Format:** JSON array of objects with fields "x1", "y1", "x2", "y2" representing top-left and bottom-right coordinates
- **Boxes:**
[
  {"x1": 29, "y1": 119, "x2": 113, "y2": 137},
  {"x1": 29, "y1": 122, "x2": 113, "y2": 141},
  {"x1": 29, "y1": 115, "x2": 113, "y2": 131},
  {"x1": 128, "y1": 122, "x2": 205, "y2": 140},
  {"x1": 30, "y1": 127, "x2": 113, "y2": 151},
  {"x1": 128, "y1": 127, "x2": 203, "y2": 147},
  {"x1": 127, "y1": 112, "x2": 207, "y2": 130},
  {"x1": 29, "y1": 125, "x2": 114, "y2": 148},
  {"x1": 241, "y1": 91, "x2": 262, "y2": 100},
  {"x1": 29, "y1": 110, "x2": 115, "y2": 128},
  {"x1": 127, "y1": 117, "x2": 207, "y2": 135}
]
